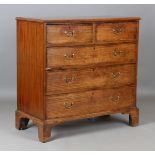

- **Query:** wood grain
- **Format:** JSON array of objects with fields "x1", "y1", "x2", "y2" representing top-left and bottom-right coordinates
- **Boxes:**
[
  {"x1": 47, "y1": 24, "x2": 93, "y2": 44},
  {"x1": 129, "y1": 107, "x2": 139, "y2": 126},
  {"x1": 16, "y1": 17, "x2": 140, "y2": 142},
  {"x1": 38, "y1": 124, "x2": 52, "y2": 143},
  {"x1": 46, "y1": 86, "x2": 136, "y2": 119},
  {"x1": 16, "y1": 17, "x2": 141, "y2": 23},
  {"x1": 96, "y1": 22, "x2": 138, "y2": 42},
  {"x1": 47, "y1": 43, "x2": 137, "y2": 68},
  {"x1": 46, "y1": 64, "x2": 136, "y2": 95},
  {"x1": 17, "y1": 20, "x2": 45, "y2": 119}
]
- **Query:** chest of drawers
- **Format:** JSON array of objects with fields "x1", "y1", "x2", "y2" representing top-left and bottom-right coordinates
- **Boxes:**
[{"x1": 16, "y1": 17, "x2": 140, "y2": 142}]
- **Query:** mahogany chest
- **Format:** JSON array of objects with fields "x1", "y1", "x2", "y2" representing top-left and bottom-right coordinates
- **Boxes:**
[{"x1": 16, "y1": 17, "x2": 140, "y2": 142}]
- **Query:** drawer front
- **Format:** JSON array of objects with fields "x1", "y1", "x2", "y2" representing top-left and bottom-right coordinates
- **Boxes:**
[
  {"x1": 47, "y1": 46, "x2": 93, "y2": 68},
  {"x1": 47, "y1": 24, "x2": 93, "y2": 44},
  {"x1": 47, "y1": 44, "x2": 137, "y2": 68},
  {"x1": 46, "y1": 86, "x2": 135, "y2": 119},
  {"x1": 96, "y1": 22, "x2": 138, "y2": 42},
  {"x1": 46, "y1": 64, "x2": 136, "y2": 95},
  {"x1": 94, "y1": 43, "x2": 137, "y2": 65}
]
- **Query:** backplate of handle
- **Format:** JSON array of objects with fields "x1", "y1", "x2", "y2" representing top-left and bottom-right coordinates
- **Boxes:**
[
  {"x1": 64, "y1": 30, "x2": 74, "y2": 37},
  {"x1": 112, "y1": 48, "x2": 126, "y2": 56},
  {"x1": 111, "y1": 72, "x2": 121, "y2": 78},
  {"x1": 64, "y1": 102, "x2": 74, "y2": 109},
  {"x1": 64, "y1": 53, "x2": 75, "y2": 59},
  {"x1": 110, "y1": 95, "x2": 120, "y2": 102},
  {"x1": 64, "y1": 76, "x2": 76, "y2": 83},
  {"x1": 112, "y1": 24, "x2": 123, "y2": 35}
]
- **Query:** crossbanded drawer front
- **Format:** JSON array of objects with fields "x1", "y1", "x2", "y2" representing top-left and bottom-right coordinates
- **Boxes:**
[
  {"x1": 47, "y1": 24, "x2": 93, "y2": 44},
  {"x1": 96, "y1": 22, "x2": 138, "y2": 42},
  {"x1": 46, "y1": 64, "x2": 136, "y2": 95},
  {"x1": 46, "y1": 86, "x2": 135, "y2": 119},
  {"x1": 47, "y1": 43, "x2": 137, "y2": 68}
]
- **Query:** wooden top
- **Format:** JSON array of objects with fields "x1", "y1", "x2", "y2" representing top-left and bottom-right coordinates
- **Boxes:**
[{"x1": 16, "y1": 17, "x2": 141, "y2": 23}]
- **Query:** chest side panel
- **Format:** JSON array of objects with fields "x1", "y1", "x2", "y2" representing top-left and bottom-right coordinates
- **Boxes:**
[{"x1": 17, "y1": 20, "x2": 45, "y2": 120}]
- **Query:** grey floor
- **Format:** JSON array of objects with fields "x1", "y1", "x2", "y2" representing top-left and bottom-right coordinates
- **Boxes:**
[{"x1": 0, "y1": 93, "x2": 155, "y2": 151}]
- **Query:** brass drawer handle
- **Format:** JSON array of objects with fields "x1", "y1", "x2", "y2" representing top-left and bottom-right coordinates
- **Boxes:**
[
  {"x1": 64, "y1": 76, "x2": 76, "y2": 83},
  {"x1": 111, "y1": 72, "x2": 121, "y2": 78},
  {"x1": 64, "y1": 53, "x2": 75, "y2": 59},
  {"x1": 112, "y1": 24, "x2": 123, "y2": 35},
  {"x1": 64, "y1": 102, "x2": 74, "y2": 109},
  {"x1": 112, "y1": 48, "x2": 125, "y2": 56},
  {"x1": 112, "y1": 28, "x2": 122, "y2": 34},
  {"x1": 64, "y1": 30, "x2": 74, "y2": 37},
  {"x1": 110, "y1": 96, "x2": 120, "y2": 102},
  {"x1": 45, "y1": 68, "x2": 51, "y2": 71}
]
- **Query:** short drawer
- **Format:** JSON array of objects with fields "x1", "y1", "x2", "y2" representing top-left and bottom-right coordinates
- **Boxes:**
[
  {"x1": 47, "y1": 24, "x2": 93, "y2": 44},
  {"x1": 46, "y1": 64, "x2": 136, "y2": 95},
  {"x1": 47, "y1": 43, "x2": 137, "y2": 68},
  {"x1": 96, "y1": 22, "x2": 138, "y2": 42},
  {"x1": 46, "y1": 86, "x2": 135, "y2": 119}
]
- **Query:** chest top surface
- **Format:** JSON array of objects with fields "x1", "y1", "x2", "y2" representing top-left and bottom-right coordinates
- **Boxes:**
[{"x1": 16, "y1": 17, "x2": 141, "y2": 23}]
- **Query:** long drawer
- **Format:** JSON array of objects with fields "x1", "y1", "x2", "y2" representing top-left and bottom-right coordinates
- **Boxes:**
[
  {"x1": 46, "y1": 86, "x2": 136, "y2": 119},
  {"x1": 46, "y1": 64, "x2": 136, "y2": 95},
  {"x1": 47, "y1": 43, "x2": 137, "y2": 68}
]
